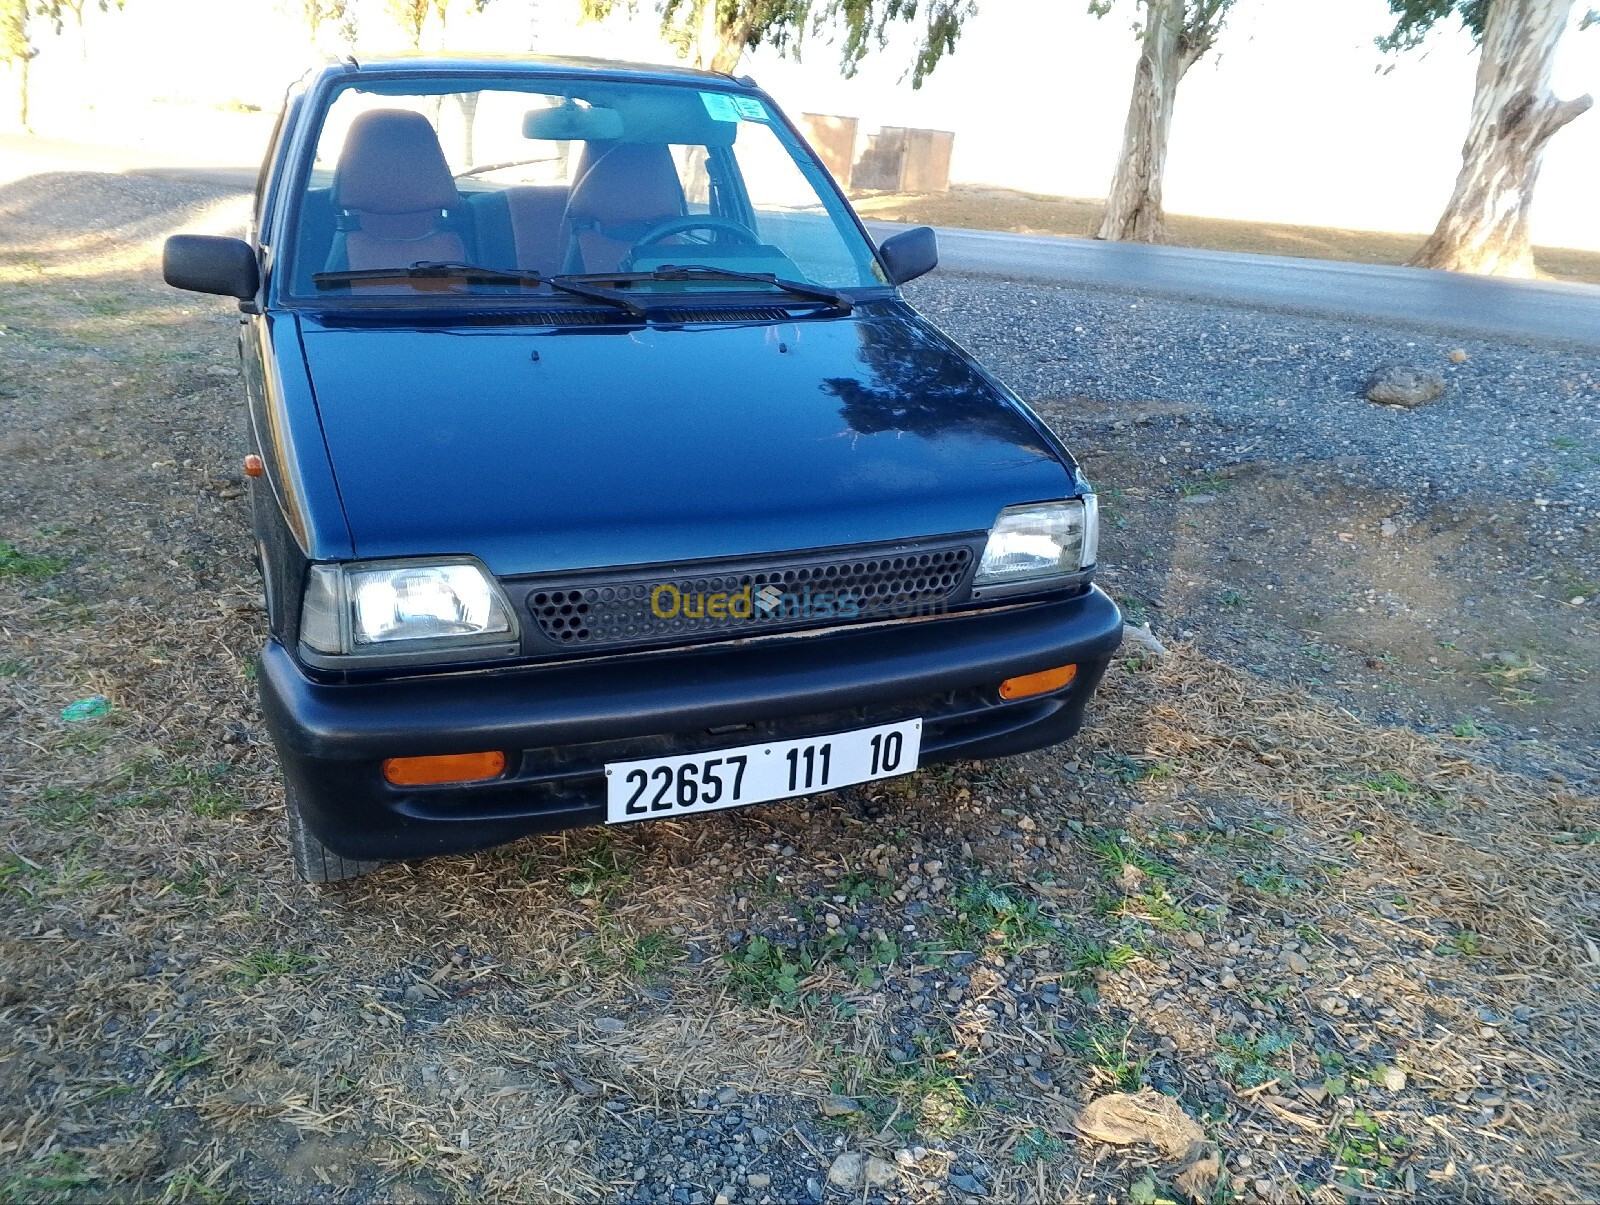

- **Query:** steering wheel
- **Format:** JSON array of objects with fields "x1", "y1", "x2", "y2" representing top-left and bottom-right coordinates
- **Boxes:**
[{"x1": 630, "y1": 215, "x2": 761, "y2": 251}]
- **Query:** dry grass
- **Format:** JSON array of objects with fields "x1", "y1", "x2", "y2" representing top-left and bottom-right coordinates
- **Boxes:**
[
  {"x1": 851, "y1": 186, "x2": 1600, "y2": 286},
  {"x1": 2, "y1": 170, "x2": 1598, "y2": 1203}
]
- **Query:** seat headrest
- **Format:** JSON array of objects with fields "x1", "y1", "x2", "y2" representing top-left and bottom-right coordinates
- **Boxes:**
[
  {"x1": 567, "y1": 143, "x2": 686, "y2": 228},
  {"x1": 334, "y1": 109, "x2": 459, "y2": 215}
]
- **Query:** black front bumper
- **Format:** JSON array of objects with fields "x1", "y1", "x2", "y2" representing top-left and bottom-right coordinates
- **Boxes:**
[{"x1": 258, "y1": 587, "x2": 1124, "y2": 862}]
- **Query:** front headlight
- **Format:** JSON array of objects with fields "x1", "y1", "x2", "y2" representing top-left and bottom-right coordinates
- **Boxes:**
[
  {"x1": 300, "y1": 557, "x2": 518, "y2": 657},
  {"x1": 975, "y1": 498, "x2": 1099, "y2": 587}
]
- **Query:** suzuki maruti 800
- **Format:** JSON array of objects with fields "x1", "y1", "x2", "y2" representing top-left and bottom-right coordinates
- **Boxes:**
[{"x1": 162, "y1": 55, "x2": 1123, "y2": 881}]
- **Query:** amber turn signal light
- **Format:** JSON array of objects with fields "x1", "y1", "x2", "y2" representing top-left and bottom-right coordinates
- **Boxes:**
[
  {"x1": 383, "y1": 751, "x2": 506, "y2": 786},
  {"x1": 243, "y1": 454, "x2": 264, "y2": 478},
  {"x1": 998, "y1": 664, "x2": 1077, "y2": 701}
]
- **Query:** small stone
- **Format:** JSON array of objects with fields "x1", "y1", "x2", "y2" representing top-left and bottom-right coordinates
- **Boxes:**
[
  {"x1": 819, "y1": 1095, "x2": 860, "y2": 1118},
  {"x1": 593, "y1": 1017, "x2": 626, "y2": 1034},
  {"x1": 949, "y1": 1172, "x2": 986, "y2": 1196},
  {"x1": 1184, "y1": 930, "x2": 1204, "y2": 948},
  {"x1": 1027, "y1": 1068, "x2": 1053, "y2": 1090},
  {"x1": 1285, "y1": 951, "x2": 1310, "y2": 974},
  {"x1": 894, "y1": 1149, "x2": 916, "y2": 1167},
  {"x1": 1447, "y1": 348, "x2": 1469, "y2": 363},
  {"x1": 825, "y1": 913, "x2": 841, "y2": 929},
  {"x1": 716, "y1": 1086, "x2": 739, "y2": 1105},
  {"x1": 746, "y1": 1174, "x2": 770, "y2": 1190},
  {"x1": 827, "y1": 1153, "x2": 864, "y2": 1188},
  {"x1": 1376, "y1": 1065, "x2": 1407, "y2": 1092},
  {"x1": 1365, "y1": 363, "x2": 1446, "y2": 407},
  {"x1": 1380, "y1": 518, "x2": 1399, "y2": 538},
  {"x1": 714, "y1": 1193, "x2": 732, "y2": 1205},
  {"x1": 864, "y1": 1157, "x2": 897, "y2": 1188},
  {"x1": 1219, "y1": 970, "x2": 1238, "y2": 989}
]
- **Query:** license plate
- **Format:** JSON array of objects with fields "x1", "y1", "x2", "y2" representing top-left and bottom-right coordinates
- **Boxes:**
[{"x1": 604, "y1": 719, "x2": 922, "y2": 825}]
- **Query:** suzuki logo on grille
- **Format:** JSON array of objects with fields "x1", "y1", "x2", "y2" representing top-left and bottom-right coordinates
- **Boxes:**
[{"x1": 756, "y1": 585, "x2": 783, "y2": 616}]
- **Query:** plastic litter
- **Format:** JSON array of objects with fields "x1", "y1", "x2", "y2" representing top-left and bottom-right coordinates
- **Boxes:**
[{"x1": 61, "y1": 695, "x2": 111, "y2": 722}]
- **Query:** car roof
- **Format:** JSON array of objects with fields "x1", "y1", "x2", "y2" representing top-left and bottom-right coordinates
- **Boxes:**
[{"x1": 312, "y1": 53, "x2": 756, "y2": 91}]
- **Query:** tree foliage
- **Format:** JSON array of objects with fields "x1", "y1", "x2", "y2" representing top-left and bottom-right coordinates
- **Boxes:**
[
  {"x1": 386, "y1": 0, "x2": 488, "y2": 48},
  {"x1": 829, "y1": 0, "x2": 976, "y2": 87},
  {"x1": 1089, "y1": 0, "x2": 1233, "y2": 69},
  {"x1": 1377, "y1": 0, "x2": 1490, "y2": 52},
  {"x1": 583, "y1": 0, "x2": 969, "y2": 82},
  {"x1": 1, "y1": 0, "x2": 29, "y2": 62},
  {"x1": 285, "y1": 0, "x2": 350, "y2": 44},
  {"x1": 33, "y1": 0, "x2": 124, "y2": 35}
]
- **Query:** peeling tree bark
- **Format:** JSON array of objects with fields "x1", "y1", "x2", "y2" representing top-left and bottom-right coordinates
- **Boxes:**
[
  {"x1": 1096, "y1": 0, "x2": 1219, "y2": 243},
  {"x1": 1412, "y1": 0, "x2": 1592, "y2": 276}
]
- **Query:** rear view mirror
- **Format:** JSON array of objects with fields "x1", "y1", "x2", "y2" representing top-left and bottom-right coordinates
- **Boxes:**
[
  {"x1": 163, "y1": 235, "x2": 259, "y2": 302},
  {"x1": 878, "y1": 226, "x2": 938, "y2": 285}
]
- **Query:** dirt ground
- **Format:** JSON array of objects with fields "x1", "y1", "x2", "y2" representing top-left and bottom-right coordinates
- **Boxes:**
[
  {"x1": 851, "y1": 187, "x2": 1600, "y2": 287},
  {"x1": 1, "y1": 175, "x2": 1598, "y2": 1205}
]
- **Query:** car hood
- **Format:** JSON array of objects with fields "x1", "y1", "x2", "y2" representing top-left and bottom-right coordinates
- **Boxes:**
[{"x1": 297, "y1": 308, "x2": 1074, "y2": 575}]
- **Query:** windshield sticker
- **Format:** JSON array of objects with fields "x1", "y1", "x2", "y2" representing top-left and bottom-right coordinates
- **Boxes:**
[
  {"x1": 699, "y1": 91, "x2": 741, "y2": 123},
  {"x1": 700, "y1": 91, "x2": 770, "y2": 124}
]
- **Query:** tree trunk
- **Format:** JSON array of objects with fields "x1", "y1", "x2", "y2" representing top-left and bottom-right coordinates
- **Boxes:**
[
  {"x1": 1411, "y1": 0, "x2": 1592, "y2": 276},
  {"x1": 18, "y1": 51, "x2": 29, "y2": 131},
  {"x1": 694, "y1": 0, "x2": 747, "y2": 74},
  {"x1": 1096, "y1": 0, "x2": 1194, "y2": 243}
]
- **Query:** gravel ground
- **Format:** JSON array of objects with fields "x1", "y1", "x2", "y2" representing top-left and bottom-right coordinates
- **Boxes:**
[
  {"x1": 907, "y1": 275, "x2": 1600, "y2": 512},
  {"x1": 2, "y1": 170, "x2": 1598, "y2": 1205}
]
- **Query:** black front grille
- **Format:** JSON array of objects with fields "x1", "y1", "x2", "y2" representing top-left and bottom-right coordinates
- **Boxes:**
[{"x1": 519, "y1": 537, "x2": 979, "y2": 654}]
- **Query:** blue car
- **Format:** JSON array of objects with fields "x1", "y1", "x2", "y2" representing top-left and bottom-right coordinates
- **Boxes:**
[{"x1": 162, "y1": 55, "x2": 1122, "y2": 882}]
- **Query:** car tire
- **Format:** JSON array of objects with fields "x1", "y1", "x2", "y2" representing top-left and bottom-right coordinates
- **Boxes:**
[{"x1": 284, "y1": 782, "x2": 386, "y2": 884}]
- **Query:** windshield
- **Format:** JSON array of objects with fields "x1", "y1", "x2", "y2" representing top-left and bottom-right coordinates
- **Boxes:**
[{"x1": 284, "y1": 75, "x2": 888, "y2": 301}]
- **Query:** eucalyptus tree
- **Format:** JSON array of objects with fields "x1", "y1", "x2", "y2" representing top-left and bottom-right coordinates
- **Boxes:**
[
  {"x1": 1091, "y1": 0, "x2": 1234, "y2": 243},
  {"x1": 1382, "y1": 0, "x2": 1593, "y2": 275}
]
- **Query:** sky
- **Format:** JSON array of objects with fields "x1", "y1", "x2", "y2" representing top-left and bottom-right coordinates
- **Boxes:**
[{"x1": 12, "y1": 0, "x2": 1599, "y2": 249}]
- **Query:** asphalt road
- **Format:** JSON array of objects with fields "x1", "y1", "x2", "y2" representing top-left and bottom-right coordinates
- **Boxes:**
[{"x1": 867, "y1": 221, "x2": 1600, "y2": 349}]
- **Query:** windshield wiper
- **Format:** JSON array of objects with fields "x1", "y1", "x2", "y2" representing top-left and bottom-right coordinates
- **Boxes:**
[
  {"x1": 311, "y1": 262, "x2": 647, "y2": 317},
  {"x1": 562, "y1": 266, "x2": 853, "y2": 314}
]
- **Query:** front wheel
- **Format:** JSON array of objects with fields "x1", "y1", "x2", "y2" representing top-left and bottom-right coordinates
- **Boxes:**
[{"x1": 284, "y1": 781, "x2": 386, "y2": 884}]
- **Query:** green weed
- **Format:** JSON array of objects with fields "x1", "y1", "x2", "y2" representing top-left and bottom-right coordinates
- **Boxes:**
[
  {"x1": 1012, "y1": 1125, "x2": 1065, "y2": 1164},
  {"x1": 29, "y1": 787, "x2": 101, "y2": 828},
  {"x1": 1236, "y1": 865, "x2": 1309, "y2": 898},
  {"x1": 0, "y1": 541, "x2": 67, "y2": 579},
  {"x1": 1360, "y1": 770, "x2": 1415, "y2": 794},
  {"x1": 562, "y1": 833, "x2": 638, "y2": 899},
  {"x1": 1085, "y1": 829, "x2": 1177, "y2": 881},
  {"x1": 0, "y1": 1152, "x2": 92, "y2": 1203},
  {"x1": 1216, "y1": 1030, "x2": 1295, "y2": 1088},
  {"x1": 234, "y1": 949, "x2": 316, "y2": 983},
  {"x1": 1065, "y1": 1019, "x2": 1147, "y2": 1090},
  {"x1": 1066, "y1": 937, "x2": 1140, "y2": 974},
  {"x1": 944, "y1": 881, "x2": 1060, "y2": 953},
  {"x1": 1329, "y1": 1109, "x2": 1407, "y2": 1184},
  {"x1": 865, "y1": 1064, "x2": 975, "y2": 1139}
]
